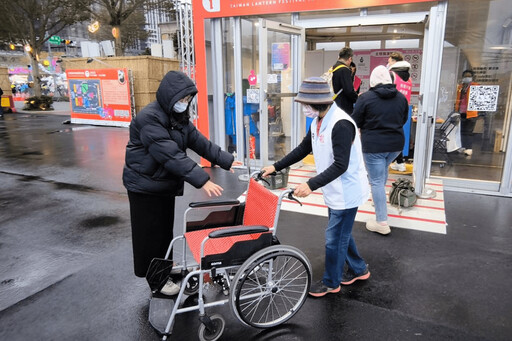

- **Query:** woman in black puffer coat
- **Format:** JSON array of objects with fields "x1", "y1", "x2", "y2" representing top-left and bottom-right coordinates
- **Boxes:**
[{"x1": 123, "y1": 71, "x2": 238, "y2": 288}]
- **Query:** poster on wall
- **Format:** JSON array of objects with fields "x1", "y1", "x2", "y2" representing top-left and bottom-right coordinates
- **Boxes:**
[
  {"x1": 66, "y1": 68, "x2": 132, "y2": 127},
  {"x1": 354, "y1": 48, "x2": 422, "y2": 104}
]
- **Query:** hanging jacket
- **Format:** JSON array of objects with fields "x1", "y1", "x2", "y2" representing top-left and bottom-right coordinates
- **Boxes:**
[{"x1": 123, "y1": 71, "x2": 234, "y2": 196}]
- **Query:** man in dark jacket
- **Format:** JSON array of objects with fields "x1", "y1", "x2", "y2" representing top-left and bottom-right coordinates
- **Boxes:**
[
  {"x1": 351, "y1": 65, "x2": 409, "y2": 236},
  {"x1": 123, "y1": 71, "x2": 240, "y2": 295},
  {"x1": 332, "y1": 47, "x2": 358, "y2": 114}
]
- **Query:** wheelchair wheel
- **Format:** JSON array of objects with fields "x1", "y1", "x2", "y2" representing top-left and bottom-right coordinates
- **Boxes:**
[
  {"x1": 198, "y1": 314, "x2": 225, "y2": 341},
  {"x1": 230, "y1": 245, "x2": 311, "y2": 328}
]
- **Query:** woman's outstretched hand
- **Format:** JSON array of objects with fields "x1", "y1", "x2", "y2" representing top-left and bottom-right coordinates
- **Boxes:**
[
  {"x1": 229, "y1": 160, "x2": 243, "y2": 173},
  {"x1": 202, "y1": 180, "x2": 223, "y2": 197}
]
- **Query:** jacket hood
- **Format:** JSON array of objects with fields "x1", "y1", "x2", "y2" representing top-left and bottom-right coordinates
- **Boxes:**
[
  {"x1": 389, "y1": 61, "x2": 411, "y2": 70},
  {"x1": 156, "y1": 71, "x2": 198, "y2": 117},
  {"x1": 370, "y1": 65, "x2": 392, "y2": 87},
  {"x1": 371, "y1": 83, "x2": 398, "y2": 99},
  {"x1": 390, "y1": 61, "x2": 411, "y2": 81}
]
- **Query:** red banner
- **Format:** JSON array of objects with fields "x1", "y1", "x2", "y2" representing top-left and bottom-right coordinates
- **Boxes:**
[
  {"x1": 193, "y1": 0, "x2": 433, "y2": 19},
  {"x1": 66, "y1": 68, "x2": 132, "y2": 127}
]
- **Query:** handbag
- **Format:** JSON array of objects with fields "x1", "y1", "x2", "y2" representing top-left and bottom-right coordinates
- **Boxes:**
[{"x1": 389, "y1": 178, "x2": 417, "y2": 213}]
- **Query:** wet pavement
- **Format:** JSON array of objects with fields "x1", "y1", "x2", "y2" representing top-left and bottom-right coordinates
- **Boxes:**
[{"x1": 0, "y1": 110, "x2": 511, "y2": 340}]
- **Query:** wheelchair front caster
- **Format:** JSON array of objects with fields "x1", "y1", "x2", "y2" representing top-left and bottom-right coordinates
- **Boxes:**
[{"x1": 198, "y1": 313, "x2": 225, "y2": 341}]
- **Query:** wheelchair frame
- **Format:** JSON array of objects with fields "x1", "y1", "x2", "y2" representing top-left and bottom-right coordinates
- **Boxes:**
[{"x1": 146, "y1": 173, "x2": 312, "y2": 341}]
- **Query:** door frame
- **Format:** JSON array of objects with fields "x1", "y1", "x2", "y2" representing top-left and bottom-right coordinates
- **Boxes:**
[
  {"x1": 413, "y1": 1, "x2": 448, "y2": 197},
  {"x1": 258, "y1": 19, "x2": 305, "y2": 166}
]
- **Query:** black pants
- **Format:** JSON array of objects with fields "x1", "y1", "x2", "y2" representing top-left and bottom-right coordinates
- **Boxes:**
[{"x1": 128, "y1": 191, "x2": 176, "y2": 277}]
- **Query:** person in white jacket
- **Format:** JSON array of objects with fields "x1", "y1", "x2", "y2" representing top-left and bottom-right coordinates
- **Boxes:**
[{"x1": 262, "y1": 77, "x2": 370, "y2": 297}]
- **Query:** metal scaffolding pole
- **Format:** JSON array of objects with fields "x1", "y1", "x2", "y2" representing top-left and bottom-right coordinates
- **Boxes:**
[{"x1": 174, "y1": 0, "x2": 196, "y2": 119}]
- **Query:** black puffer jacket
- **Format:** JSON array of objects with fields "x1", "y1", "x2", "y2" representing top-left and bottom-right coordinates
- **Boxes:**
[
  {"x1": 351, "y1": 83, "x2": 409, "y2": 153},
  {"x1": 123, "y1": 71, "x2": 234, "y2": 196}
]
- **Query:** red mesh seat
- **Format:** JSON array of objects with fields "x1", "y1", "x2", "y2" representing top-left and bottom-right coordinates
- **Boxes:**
[{"x1": 185, "y1": 178, "x2": 279, "y2": 265}]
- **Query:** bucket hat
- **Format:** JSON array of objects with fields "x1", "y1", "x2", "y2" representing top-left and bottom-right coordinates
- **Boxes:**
[{"x1": 294, "y1": 77, "x2": 334, "y2": 105}]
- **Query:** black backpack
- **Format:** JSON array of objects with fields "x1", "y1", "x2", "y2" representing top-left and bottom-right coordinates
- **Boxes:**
[{"x1": 389, "y1": 178, "x2": 417, "y2": 212}]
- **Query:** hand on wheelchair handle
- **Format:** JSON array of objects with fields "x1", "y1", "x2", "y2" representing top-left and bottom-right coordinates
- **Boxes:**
[
  {"x1": 287, "y1": 188, "x2": 303, "y2": 206},
  {"x1": 292, "y1": 182, "x2": 312, "y2": 198},
  {"x1": 260, "y1": 165, "x2": 276, "y2": 178}
]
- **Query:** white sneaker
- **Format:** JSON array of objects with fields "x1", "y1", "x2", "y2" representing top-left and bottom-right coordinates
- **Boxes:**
[
  {"x1": 464, "y1": 149, "x2": 473, "y2": 156},
  {"x1": 160, "y1": 278, "x2": 181, "y2": 296},
  {"x1": 366, "y1": 220, "x2": 391, "y2": 235},
  {"x1": 390, "y1": 162, "x2": 406, "y2": 172}
]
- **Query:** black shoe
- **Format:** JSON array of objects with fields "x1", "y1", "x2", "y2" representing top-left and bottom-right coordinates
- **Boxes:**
[
  {"x1": 308, "y1": 280, "x2": 340, "y2": 297},
  {"x1": 341, "y1": 266, "x2": 370, "y2": 285}
]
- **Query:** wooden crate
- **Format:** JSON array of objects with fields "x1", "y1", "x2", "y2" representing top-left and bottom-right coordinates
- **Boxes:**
[
  {"x1": 133, "y1": 79, "x2": 161, "y2": 93},
  {"x1": 0, "y1": 67, "x2": 10, "y2": 91},
  {"x1": 133, "y1": 92, "x2": 157, "y2": 114}
]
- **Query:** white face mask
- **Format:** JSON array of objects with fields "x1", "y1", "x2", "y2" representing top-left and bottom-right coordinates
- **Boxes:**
[
  {"x1": 303, "y1": 105, "x2": 319, "y2": 118},
  {"x1": 173, "y1": 100, "x2": 188, "y2": 113},
  {"x1": 462, "y1": 77, "x2": 472, "y2": 83}
]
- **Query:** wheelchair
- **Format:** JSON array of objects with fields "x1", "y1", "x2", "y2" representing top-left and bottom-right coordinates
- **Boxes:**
[{"x1": 145, "y1": 172, "x2": 312, "y2": 341}]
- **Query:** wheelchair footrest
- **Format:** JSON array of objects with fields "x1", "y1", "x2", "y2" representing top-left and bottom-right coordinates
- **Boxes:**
[{"x1": 149, "y1": 297, "x2": 175, "y2": 335}]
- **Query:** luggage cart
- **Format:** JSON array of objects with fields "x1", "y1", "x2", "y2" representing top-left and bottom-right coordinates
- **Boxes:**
[{"x1": 433, "y1": 112, "x2": 461, "y2": 167}]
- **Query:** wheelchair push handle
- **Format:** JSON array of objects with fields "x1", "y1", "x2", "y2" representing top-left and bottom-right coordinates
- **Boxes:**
[
  {"x1": 253, "y1": 170, "x2": 303, "y2": 206},
  {"x1": 253, "y1": 170, "x2": 274, "y2": 186},
  {"x1": 283, "y1": 187, "x2": 303, "y2": 206}
]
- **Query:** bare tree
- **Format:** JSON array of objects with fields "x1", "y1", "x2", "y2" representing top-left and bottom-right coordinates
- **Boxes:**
[
  {"x1": 0, "y1": 0, "x2": 89, "y2": 97},
  {"x1": 90, "y1": 8, "x2": 149, "y2": 55},
  {"x1": 76, "y1": 0, "x2": 174, "y2": 56}
]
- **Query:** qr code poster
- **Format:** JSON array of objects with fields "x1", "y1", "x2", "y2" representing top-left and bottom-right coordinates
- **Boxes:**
[{"x1": 468, "y1": 85, "x2": 499, "y2": 112}]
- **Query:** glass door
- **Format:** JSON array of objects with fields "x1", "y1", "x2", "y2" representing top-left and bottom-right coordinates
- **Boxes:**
[
  {"x1": 257, "y1": 19, "x2": 305, "y2": 166},
  {"x1": 429, "y1": 0, "x2": 512, "y2": 195}
]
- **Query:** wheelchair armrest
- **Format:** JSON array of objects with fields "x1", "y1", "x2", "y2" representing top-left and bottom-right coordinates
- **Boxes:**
[
  {"x1": 189, "y1": 200, "x2": 240, "y2": 208},
  {"x1": 208, "y1": 225, "x2": 269, "y2": 239}
]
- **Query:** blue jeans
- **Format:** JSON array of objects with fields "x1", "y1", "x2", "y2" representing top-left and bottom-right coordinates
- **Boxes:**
[
  {"x1": 323, "y1": 207, "x2": 367, "y2": 288},
  {"x1": 363, "y1": 151, "x2": 401, "y2": 222}
]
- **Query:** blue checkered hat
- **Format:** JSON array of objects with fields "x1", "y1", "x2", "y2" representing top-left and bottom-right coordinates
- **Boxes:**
[{"x1": 294, "y1": 77, "x2": 334, "y2": 105}]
